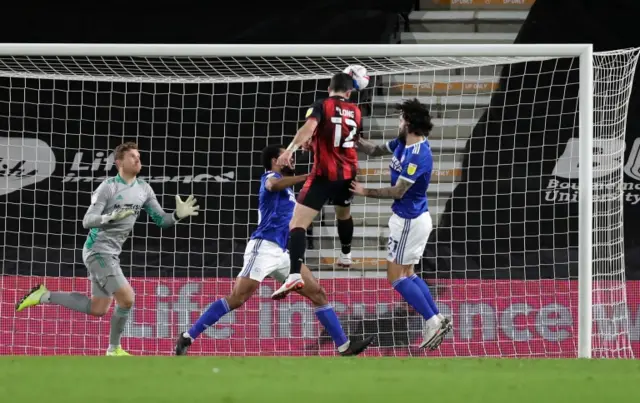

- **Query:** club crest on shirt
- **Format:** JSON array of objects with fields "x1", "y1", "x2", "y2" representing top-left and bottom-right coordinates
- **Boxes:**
[{"x1": 407, "y1": 163, "x2": 417, "y2": 176}]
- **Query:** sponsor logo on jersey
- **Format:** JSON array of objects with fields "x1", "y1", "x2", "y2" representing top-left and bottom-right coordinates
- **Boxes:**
[
  {"x1": 389, "y1": 156, "x2": 402, "y2": 173},
  {"x1": 63, "y1": 151, "x2": 235, "y2": 184},
  {"x1": 0, "y1": 137, "x2": 56, "y2": 196},
  {"x1": 114, "y1": 203, "x2": 143, "y2": 214},
  {"x1": 407, "y1": 163, "x2": 417, "y2": 176},
  {"x1": 286, "y1": 188, "x2": 296, "y2": 202}
]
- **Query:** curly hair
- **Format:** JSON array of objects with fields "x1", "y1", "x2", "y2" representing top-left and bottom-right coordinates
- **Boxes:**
[
  {"x1": 398, "y1": 98, "x2": 434, "y2": 137},
  {"x1": 261, "y1": 144, "x2": 283, "y2": 171}
]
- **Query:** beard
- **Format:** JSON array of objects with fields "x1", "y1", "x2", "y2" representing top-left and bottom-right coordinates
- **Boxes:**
[
  {"x1": 281, "y1": 166, "x2": 296, "y2": 176},
  {"x1": 398, "y1": 126, "x2": 408, "y2": 144}
]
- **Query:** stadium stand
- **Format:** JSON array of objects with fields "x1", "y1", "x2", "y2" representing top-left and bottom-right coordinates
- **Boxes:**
[{"x1": 309, "y1": 0, "x2": 535, "y2": 271}]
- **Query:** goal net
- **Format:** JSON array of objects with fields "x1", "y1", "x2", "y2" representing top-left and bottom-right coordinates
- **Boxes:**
[{"x1": 0, "y1": 44, "x2": 638, "y2": 358}]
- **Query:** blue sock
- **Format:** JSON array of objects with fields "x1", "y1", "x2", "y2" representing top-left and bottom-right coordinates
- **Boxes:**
[
  {"x1": 410, "y1": 274, "x2": 439, "y2": 315},
  {"x1": 187, "y1": 298, "x2": 231, "y2": 340},
  {"x1": 315, "y1": 305, "x2": 349, "y2": 351},
  {"x1": 392, "y1": 276, "x2": 435, "y2": 321}
]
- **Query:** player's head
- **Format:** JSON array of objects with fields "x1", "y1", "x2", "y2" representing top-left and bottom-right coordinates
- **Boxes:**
[
  {"x1": 262, "y1": 144, "x2": 295, "y2": 176},
  {"x1": 397, "y1": 98, "x2": 433, "y2": 142},
  {"x1": 114, "y1": 141, "x2": 142, "y2": 176},
  {"x1": 328, "y1": 72, "x2": 354, "y2": 98}
]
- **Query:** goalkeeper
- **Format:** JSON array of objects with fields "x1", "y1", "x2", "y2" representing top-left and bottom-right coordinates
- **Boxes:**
[{"x1": 15, "y1": 142, "x2": 200, "y2": 356}]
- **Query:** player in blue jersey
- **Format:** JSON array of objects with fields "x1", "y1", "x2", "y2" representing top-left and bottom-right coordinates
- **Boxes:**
[
  {"x1": 175, "y1": 145, "x2": 374, "y2": 356},
  {"x1": 352, "y1": 99, "x2": 452, "y2": 350}
]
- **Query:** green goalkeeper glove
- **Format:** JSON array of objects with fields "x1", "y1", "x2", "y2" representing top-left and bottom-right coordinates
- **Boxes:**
[
  {"x1": 174, "y1": 195, "x2": 200, "y2": 220},
  {"x1": 101, "y1": 208, "x2": 136, "y2": 224}
]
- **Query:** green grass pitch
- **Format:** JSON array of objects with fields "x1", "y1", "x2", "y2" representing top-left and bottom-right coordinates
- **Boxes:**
[{"x1": 1, "y1": 357, "x2": 639, "y2": 402}]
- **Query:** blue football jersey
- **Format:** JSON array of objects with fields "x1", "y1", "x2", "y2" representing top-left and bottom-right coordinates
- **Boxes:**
[
  {"x1": 386, "y1": 138, "x2": 433, "y2": 219},
  {"x1": 250, "y1": 171, "x2": 296, "y2": 250}
]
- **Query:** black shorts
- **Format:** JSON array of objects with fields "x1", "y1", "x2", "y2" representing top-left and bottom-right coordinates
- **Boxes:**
[{"x1": 297, "y1": 176, "x2": 355, "y2": 211}]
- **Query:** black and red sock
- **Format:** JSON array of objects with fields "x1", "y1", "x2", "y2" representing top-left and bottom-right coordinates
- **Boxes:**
[
  {"x1": 337, "y1": 217, "x2": 354, "y2": 255},
  {"x1": 288, "y1": 227, "x2": 307, "y2": 274}
]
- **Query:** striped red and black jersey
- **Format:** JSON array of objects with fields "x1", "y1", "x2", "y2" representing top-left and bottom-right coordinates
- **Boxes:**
[{"x1": 305, "y1": 96, "x2": 363, "y2": 181}]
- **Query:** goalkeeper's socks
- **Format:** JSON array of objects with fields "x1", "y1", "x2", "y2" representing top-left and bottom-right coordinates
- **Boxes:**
[
  {"x1": 314, "y1": 304, "x2": 350, "y2": 353},
  {"x1": 288, "y1": 227, "x2": 307, "y2": 274},
  {"x1": 109, "y1": 305, "x2": 131, "y2": 348},
  {"x1": 337, "y1": 217, "x2": 354, "y2": 255},
  {"x1": 392, "y1": 276, "x2": 437, "y2": 323},
  {"x1": 186, "y1": 298, "x2": 231, "y2": 340},
  {"x1": 44, "y1": 291, "x2": 92, "y2": 314},
  {"x1": 409, "y1": 274, "x2": 439, "y2": 316}
]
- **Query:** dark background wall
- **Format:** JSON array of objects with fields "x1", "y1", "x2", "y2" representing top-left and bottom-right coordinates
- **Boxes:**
[
  {"x1": 0, "y1": 2, "x2": 413, "y2": 279},
  {"x1": 423, "y1": 0, "x2": 640, "y2": 280}
]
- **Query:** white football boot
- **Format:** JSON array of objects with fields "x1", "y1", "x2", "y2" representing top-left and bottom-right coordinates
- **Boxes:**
[
  {"x1": 336, "y1": 252, "x2": 352, "y2": 269},
  {"x1": 419, "y1": 316, "x2": 453, "y2": 350},
  {"x1": 271, "y1": 273, "x2": 305, "y2": 300}
]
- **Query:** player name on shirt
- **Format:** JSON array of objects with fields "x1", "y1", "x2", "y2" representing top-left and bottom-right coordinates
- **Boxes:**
[{"x1": 336, "y1": 106, "x2": 355, "y2": 119}]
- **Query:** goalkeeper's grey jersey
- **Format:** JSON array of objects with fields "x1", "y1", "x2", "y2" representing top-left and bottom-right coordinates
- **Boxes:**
[{"x1": 82, "y1": 174, "x2": 176, "y2": 256}]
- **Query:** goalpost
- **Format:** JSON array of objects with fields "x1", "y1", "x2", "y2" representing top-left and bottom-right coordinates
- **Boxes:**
[{"x1": 0, "y1": 43, "x2": 637, "y2": 358}]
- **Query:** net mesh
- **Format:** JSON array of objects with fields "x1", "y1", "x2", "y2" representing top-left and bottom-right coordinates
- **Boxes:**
[{"x1": 0, "y1": 48, "x2": 637, "y2": 358}]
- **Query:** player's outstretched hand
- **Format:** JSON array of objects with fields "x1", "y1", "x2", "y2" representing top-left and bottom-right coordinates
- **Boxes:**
[
  {"x1": 277, "y1": 149, "x2": 294, "y2": 168},
  {"x1": 300, "y1": 139, "x2": 312, "y2": 152},
  {"x1": 101, "y1": 208, "x2": 136, "y2": 224},
  {"x1": 175, "y1": 195, "x2": 200, "y2": 219},
  {"x1": 350, "y1": 180, "x2": 365, "y2": 196}
]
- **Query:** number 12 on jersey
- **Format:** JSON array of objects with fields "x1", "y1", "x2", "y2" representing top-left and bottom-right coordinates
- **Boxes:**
[{"x1": 331, "y1": 116, "x2": 358, "y2": 148}]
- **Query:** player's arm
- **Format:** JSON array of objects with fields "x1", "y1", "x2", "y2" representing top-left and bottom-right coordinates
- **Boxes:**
[
  {"x1": 357, "y1": 137, "x2": 394, "y2": 157},
  {"x1": 287, "y1": 119, "x2": 318, "y2": 153},
  {"x1": 352, "y1": 177, "x2": 413, "y2": 200},
  {"x1": 82, "y1": 182, "x2": 115, "y2": 229},
  {"x1": 143, "y1": 184, "x2": 199, "y2": 228},
  {"x1": 351, "y1": 150, "x2": 427, "y2": 200},
  {"x1": 280, "y1": 101, "x2": 323, "y2": 164},
  {"x1": 265, "y1": 174, "x2": 309, "y2": 192}
]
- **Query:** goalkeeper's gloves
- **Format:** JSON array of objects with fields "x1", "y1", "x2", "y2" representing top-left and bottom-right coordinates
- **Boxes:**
[
  {"x1": 101, "y1": 208, "x2": 136, "y2": 224},
  {"x1": 173, "y1": 195, "x2": 200, "y2": 221}
]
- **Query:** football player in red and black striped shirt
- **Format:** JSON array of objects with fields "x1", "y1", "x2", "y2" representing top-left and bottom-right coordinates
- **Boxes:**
[{"x1": 272, "y1": 72, "x2": 363, "y2": 299}]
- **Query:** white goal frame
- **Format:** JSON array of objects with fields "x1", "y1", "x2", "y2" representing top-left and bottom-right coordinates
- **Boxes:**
[{"x1": 0, "y1": 42, "x2": 596, "y2": 358}]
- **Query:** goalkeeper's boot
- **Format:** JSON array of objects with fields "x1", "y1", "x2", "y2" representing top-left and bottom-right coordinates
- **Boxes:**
[
  {"x1": 271, "y1": 273, "x2": 304, "y2": 300},
  {"x1": 106, "y1": 346, "x2": 131, "y2": 356},
  {"x1": 340, "y1": 335, "x2": 376, "y2": 356},
  {"x1": 336, "y1": 252, "x2": 352, "y2": 269},
  {"x1": 175, "y1": 332, "x2": 193, "y2": 356},
  {"x1": 419, "y1": 317, "x2": 452, "y2": 350},
  {"x1": 15, "y1": 284, "x2": 48, "y2": 312}
]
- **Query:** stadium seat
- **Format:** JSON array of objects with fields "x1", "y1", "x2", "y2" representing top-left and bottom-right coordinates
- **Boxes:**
[
  {"x1": 400, "y1": 32, "x2": 518, "y2": 44},
  {"x1": 365, "y1": 117, "x2": 478, "y2": 140},
  {"x1": 387, "y1": 74, "x2": 500, "y2": 95},
  {"x1": 419, "y1": 0, "x2": 535, "y2": 10},
  {"x1": 310, "y1": 0, "x2": 531, "y2": 272},
  {"x1": 409, "y1": 10, "x2": 529, "y2": 33}
]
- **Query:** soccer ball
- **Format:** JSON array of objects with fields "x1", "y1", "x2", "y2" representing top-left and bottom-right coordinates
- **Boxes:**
[{"x1": 343, "y1": 64, "x2": 370, "y2": 90}]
